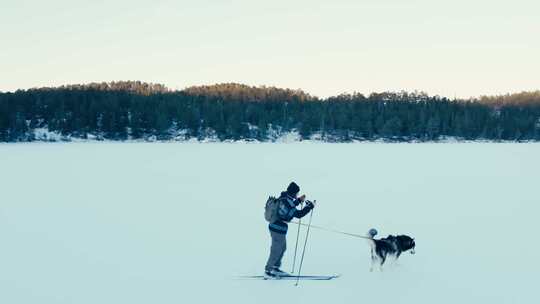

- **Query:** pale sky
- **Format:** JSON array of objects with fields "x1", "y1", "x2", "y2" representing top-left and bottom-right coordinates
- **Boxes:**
[{"x1": 1, "y1": 0, "x2": 539, "y2": 98}]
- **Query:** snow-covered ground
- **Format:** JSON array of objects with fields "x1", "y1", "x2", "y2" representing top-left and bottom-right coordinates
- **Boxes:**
[{"x1": 1, "y1": 143, "x2": 539, "y2": 304}]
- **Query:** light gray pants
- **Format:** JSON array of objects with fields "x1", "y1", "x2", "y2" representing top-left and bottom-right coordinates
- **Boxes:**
[{"x1": 265, "y1": 231, "x2": 287, "y2": 271}]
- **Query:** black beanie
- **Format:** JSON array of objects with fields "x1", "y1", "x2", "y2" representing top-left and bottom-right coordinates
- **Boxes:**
[{"x1": 286, "y1": 182, "x2": 300, "y2": 196}]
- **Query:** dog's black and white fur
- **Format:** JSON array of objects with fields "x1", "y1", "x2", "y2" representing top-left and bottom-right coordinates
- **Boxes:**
[{"x1": 366, "y1": 230, "x2": 416, "y2": 272}]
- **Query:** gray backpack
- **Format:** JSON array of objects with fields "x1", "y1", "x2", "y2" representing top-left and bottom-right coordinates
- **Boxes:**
[{"x1": 264, "y1": 196, "x2": 280, "y2": 223}]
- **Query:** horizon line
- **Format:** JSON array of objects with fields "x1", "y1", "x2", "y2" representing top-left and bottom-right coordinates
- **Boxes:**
[{"x1": 1, "y1": 80, "x2": 539, "y2": 100}]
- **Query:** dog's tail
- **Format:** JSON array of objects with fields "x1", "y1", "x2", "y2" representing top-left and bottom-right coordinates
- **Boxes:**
[{"x1": 366, "y1": 229, "x2": 377, "y2": 247}]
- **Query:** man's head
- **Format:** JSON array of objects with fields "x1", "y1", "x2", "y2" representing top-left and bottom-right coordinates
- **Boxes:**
[{"x1": 286, "y1": 182, "x2": 300, "y2": 197}]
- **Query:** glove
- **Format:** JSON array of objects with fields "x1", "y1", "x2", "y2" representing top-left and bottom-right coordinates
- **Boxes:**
[{"x1": 306, "y1": 200, "x2": 316, "y2": 210}]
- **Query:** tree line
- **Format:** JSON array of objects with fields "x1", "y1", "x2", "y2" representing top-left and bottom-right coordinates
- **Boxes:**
[{"x1": 1, "y1": 81, "x2": 539, "y2": 142}]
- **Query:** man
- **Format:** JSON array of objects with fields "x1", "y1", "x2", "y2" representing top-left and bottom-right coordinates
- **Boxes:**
[{"x1": 265, "y1": 182, "x2": 315, "y2": 278}]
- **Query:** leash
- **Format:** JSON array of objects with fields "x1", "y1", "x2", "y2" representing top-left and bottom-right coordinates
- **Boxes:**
[
  {"x1": 290, "y1": 221, "x2": 416, "y2": 255},
  {"x1": 289, "y1": 221, "x2": 371, "y2": 240}
]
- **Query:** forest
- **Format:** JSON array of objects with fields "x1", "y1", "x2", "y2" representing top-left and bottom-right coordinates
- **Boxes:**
[{"x1": 1, "y1": 81, "x2": 539, "y2": 142}]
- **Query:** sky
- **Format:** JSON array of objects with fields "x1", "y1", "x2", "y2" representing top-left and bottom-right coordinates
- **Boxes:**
[{"x1": 1, "y1": 0, "x2": 539, "y2": 98}]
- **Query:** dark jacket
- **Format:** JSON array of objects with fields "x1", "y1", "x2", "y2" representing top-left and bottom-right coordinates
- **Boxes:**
[{"x1": 268, "y1": 191, "x2": 312, "y2": 234}]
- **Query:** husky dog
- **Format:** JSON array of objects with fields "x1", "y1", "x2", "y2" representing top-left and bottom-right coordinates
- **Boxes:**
[{"x1": 366, "y1": 228, "x2": 416, "y2": 271}]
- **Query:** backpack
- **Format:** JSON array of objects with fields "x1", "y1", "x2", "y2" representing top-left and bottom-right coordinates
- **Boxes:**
[{"x1": 264, "y1": 196, "x2": 280, "y2": 223}]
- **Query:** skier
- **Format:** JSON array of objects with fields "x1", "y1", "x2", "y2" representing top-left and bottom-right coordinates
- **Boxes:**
[{"x1": 265, "y1": 182, "x2": 315, "y2": 278}]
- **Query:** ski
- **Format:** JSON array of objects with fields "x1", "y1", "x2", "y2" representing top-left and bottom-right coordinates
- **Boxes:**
[{"x1": 239, "y1": 274, "x2": 340, "y2": 280}]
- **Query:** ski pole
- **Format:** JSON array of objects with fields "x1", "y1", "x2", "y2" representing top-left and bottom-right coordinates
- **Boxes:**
[
  {"x1": 291, "y1": 202, "x2": 303, "y2": 274},
  {"x1": 295, "y1": 205, "x2": 314, "y2": 287}
]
